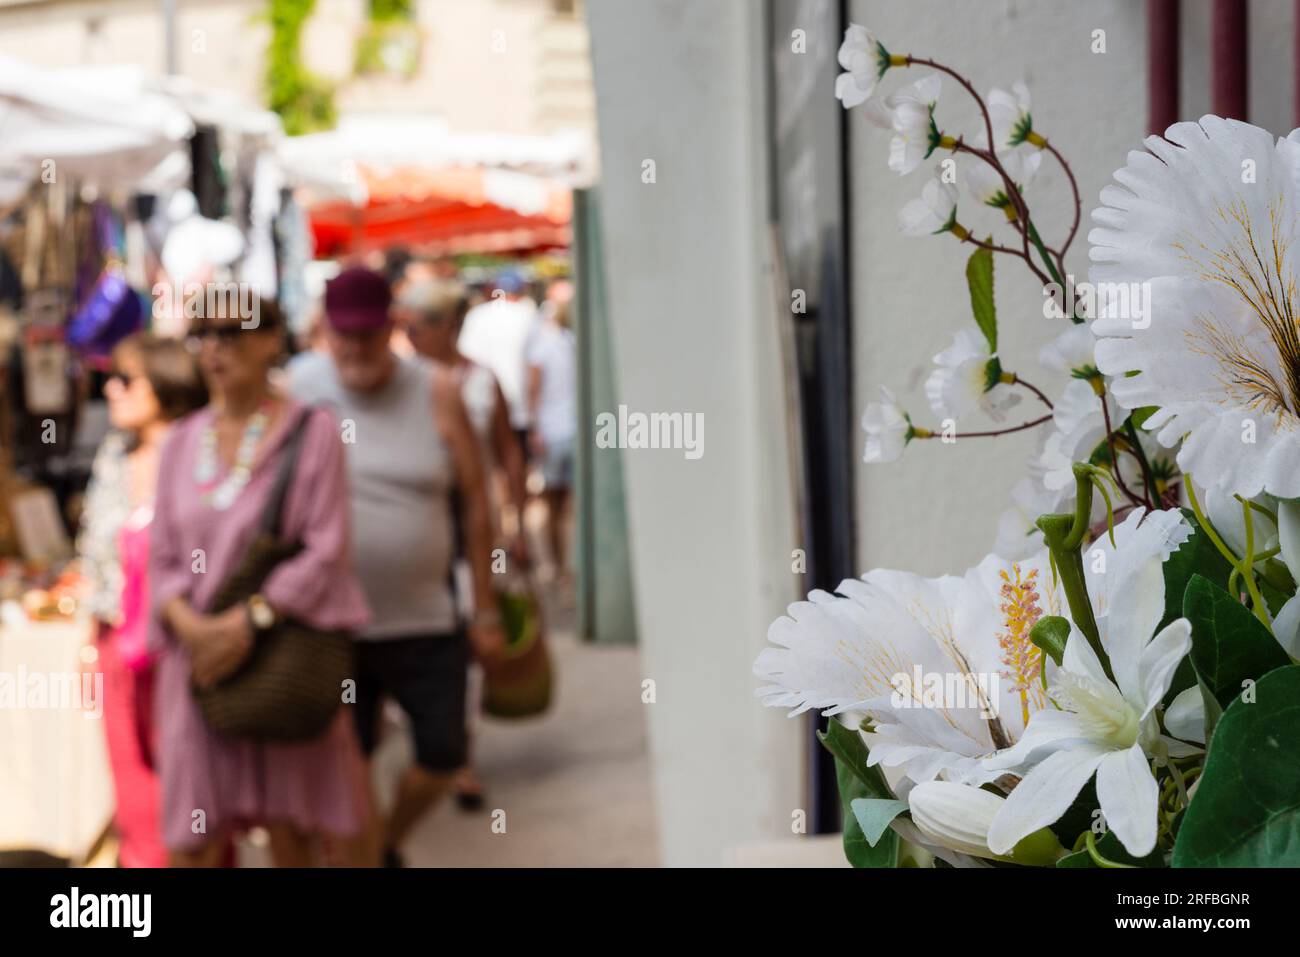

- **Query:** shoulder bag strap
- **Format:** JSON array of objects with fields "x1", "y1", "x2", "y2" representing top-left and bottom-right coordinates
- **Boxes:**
[{"x1": 258, "y1": 405, "x2": 315, "y2": 538}]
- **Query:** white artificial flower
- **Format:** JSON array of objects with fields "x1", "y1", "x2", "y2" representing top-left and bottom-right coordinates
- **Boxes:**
[
  {"x1": 1090, "y1": 117, "x2": 1300, "y2": 499},
  {"x1": 988, "y1": 81, "x2": 1038, "y2": 151},
  {"x1": 994, "y1": 473, "x2": 1067, "y2": 561},
  {"x1": 860, "y1": 386, "x2": 911, "y2": 464},
  {"x1": 755, "y1": 551, "x2": 1064, "y2": 786},
  {"x1": 1267, "y1": 499, "x2": 1300, "y2": 657},
  {"x1": 908, "y1": 780, "x2": 1064, "y2": 865},
  {"x1": 1197, "y1": 482, "x2": 1279, "y2": 561},
  {"x1": 864, "y1": 74, "x2": 942, "y2": 175},
  {"x1": 835, "y1": 24, "x2": 892, "y2": 109},
  {"x1": 963, "y1": 132, "x2": 1042, "y2": 210},
  {"x1": 924, "y1": 328, "x2": 1020, "y2": 421},
  {"x1": 899, "y1": 177, "x2": 958, "y2": 236},
  {"x1": 1038, "y1": 324, "x2": 1098, "y2": 376},
  {"x1": 985, "y1": 509, "x2": 1198, "y2": 858},
  {"x1": 1164, "y1": 686, "x2": 1206, "y2": 746},
  {"x1": 1038, "y1": 379, "x2": 1119, "y2": 492},
  {"x1": 908, "y1": 781, "x2": 1005, "y2": 858}
]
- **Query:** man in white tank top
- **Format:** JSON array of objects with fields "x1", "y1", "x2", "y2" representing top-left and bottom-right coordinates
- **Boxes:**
[{"x1": 287, "y1": 267, "x2": 505, "y2": 867}]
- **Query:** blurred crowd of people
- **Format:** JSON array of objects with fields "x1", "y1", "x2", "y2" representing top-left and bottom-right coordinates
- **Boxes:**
[{"x1": 74, "y1": 260, "x2": 577, "y2": 867}]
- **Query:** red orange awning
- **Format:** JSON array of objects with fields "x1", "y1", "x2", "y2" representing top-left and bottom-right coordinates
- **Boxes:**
[{"x1": 308, "y1": 165, "x2": 572, "y2": 258}]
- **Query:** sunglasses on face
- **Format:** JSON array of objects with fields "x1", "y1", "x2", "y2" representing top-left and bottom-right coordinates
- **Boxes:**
[{"x1": 193, "y1": 323, "x2": 279, "y2": 343}]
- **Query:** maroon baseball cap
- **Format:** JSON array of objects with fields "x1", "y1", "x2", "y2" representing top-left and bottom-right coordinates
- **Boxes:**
[{"x1": 324, "y1": 266, "x2": 393, "y2": 333}]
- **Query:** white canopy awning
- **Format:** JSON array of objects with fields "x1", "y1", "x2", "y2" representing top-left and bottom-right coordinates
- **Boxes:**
[{"x1": 0, "y1": 55, "x2": 195, "y2": 195}]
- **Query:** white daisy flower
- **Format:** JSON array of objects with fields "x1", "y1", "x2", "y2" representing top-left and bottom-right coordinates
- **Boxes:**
[{"x1": 1089, "y1": 116, "x2": 1300, "y2": 499}]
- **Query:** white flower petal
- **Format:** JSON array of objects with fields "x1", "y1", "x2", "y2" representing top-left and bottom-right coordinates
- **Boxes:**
[
  {"x1": 1272, "y1": 594, "x2": 1300, "y2": 659},
  {"x1": 1096, "y1": 742, "x2": 1160, "y2": 856},
  {"x1": 1164, "y1": 685, "x2": 1206, "y2": 745},
  {"x1": 1136, "y1": 618, "x2": 1192, "y2": 719},
  {"x1": 1090, "y1": 115, "x2": 1300, "y2": 499},
  {"x1": 983, "y1": 708, "x2": 1094, "y2": 771},
  {"x1": 908, "y1": 781, "x2": 1003, "y2": 859},
  {"x1": 987, "y1": 744, "x2": 1109, "y2": 855}
]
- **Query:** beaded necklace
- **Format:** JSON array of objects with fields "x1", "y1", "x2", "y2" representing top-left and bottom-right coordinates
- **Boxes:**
[{"x1": 195, "y1": 404, "x2": 271, "y2": 510}]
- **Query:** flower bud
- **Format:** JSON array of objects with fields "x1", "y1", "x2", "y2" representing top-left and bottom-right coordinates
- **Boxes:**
[{"x1": 909, "y1": 781, "x2": 1064, "y2": 866}]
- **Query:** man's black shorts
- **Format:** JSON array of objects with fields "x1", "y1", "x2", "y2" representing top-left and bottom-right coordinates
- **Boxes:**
[{"x1": 352, "y1": 631, "x2": 468, "y2": 773}]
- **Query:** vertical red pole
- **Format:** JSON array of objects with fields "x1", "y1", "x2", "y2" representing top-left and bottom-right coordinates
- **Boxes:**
[
  {"x1": 1148, "y1": 0, "x2": 1181, "y2": 135},
  {"x1": 1212, "y1": 0, "x2": 1249, "y2": 121}
]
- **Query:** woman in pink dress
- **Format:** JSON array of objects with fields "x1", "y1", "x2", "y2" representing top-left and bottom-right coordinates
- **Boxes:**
[
  {"x1": 148, "y1": 298, "x2": 371, "y2": 867},
  {"x1": 79, "y1": 333, "x2": 210, "y2": 867}
]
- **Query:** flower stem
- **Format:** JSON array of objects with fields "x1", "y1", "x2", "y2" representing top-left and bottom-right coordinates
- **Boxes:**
[
  {"x1": 1184, "y1": 478, "x2": 1273, "y2": 632},
  {"x1": 1085, "y1": 830, "x2": 1137, "y2": 868},
  {"x1": 1038, "y1": 501, "x2": 1113, "y2": 684}
]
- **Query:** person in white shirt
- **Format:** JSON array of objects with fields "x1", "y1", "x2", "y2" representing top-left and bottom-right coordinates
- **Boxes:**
[
  {"x1": 526, "y1": 290, "x2": 577, "y2": 581},
  {"x1": 457, "y1": 269, "x2": 539, "y2": 449}
]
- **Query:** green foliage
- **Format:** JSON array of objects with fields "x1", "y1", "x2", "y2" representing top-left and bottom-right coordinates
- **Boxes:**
[
  {"x1": 1183, "y1": 574, "x2": 1290, "y2": 713},
  {"x1": 1160, "y1": 510, "x2": 1236, "y2": 705},
  {"x1": 264, "y1": 0, "x2": 337, "y2": 136},
  {"x1": 965, "y1": 245, "x2": 997, "y2": 353},
  {"x1": 818, "y1": 719, "x2": 899, "y2": 867},
  {"x1": 369, "y1": 0, "x2": 414, "y2": 21},
  {"x1": 356, "y1": 0, "x2": 420, "y2": 77},
  {"x1": 1173, "y1": 665, "x2": 1300, "y2": 866}
]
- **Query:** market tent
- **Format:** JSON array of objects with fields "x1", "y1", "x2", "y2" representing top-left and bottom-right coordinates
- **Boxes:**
[
  {"x1": 307, "y1": 165, "x2": 573, "y2": 257},
  {"x1": 0, "y1": 56, "x2": 194, "y2": 198}
]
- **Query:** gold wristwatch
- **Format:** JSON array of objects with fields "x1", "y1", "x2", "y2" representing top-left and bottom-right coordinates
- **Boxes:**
[{"x1": 246, "y1": 594, "x2": 277, "y2": 634}]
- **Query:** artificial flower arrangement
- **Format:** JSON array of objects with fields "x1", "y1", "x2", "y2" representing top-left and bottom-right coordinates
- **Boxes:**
[{"x1": 755, "y1": 24, "x2": 1300, "y2": 868}]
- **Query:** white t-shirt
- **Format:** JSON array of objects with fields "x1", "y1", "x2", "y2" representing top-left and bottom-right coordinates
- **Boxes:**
[
  {"x1": 526, "y1": 321, "x2": 576, "y2": 445},
  {"x1": 458, "y1": 297, "x2": 538, "y2": 429}
]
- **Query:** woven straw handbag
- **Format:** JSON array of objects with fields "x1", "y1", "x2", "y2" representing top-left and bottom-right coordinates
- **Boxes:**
[{"x1": 194, "y1": 408, "x2": 355, "y2": 742}]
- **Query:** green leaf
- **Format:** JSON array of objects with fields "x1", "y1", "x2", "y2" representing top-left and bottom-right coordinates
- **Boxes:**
[
  {"x1": 818, "y1": 721, "x2": 899, "y2": 867},
  {"x1": 850, "y1": 798, "x2": 909, "y2": 847},
  {"x1": 1130, "y1": 406, "x2": 1159, "y2": 430},
  {"x1": 1163, "y1": 512, "x2": 1235, "y2": 629},
  {"x1": 1172, "y1": 665, "x2": 1300, "y2": 866},
  {"x1": 1183, "y1": 574, "x2": 1290, "y2": 712},
  {"x1": 1160, "y1": 517, "x2": 1237, "y2": 708},
  {"x1": 1029, "y1": 615, "x2": 1070, "y2": 666},
  {"x1": 965, "y1": 245, "x2": 997, "y2": 353}
]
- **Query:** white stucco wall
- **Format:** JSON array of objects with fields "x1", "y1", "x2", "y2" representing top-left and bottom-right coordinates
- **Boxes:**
[
  {"x1": 851, "y1": 0, "x2": 1296, "y2": 580},
  {"x1": 586, "y1": 0, "x2": 806, "y2": 867}
]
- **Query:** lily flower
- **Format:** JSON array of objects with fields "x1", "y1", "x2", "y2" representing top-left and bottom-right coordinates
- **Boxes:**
[
  {"x1": 985, "y1": 509, "x2": 1198, "y2": 858},
  {"x1": 755, "y1": 552, "x2": 1064, "y2": 786}
]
